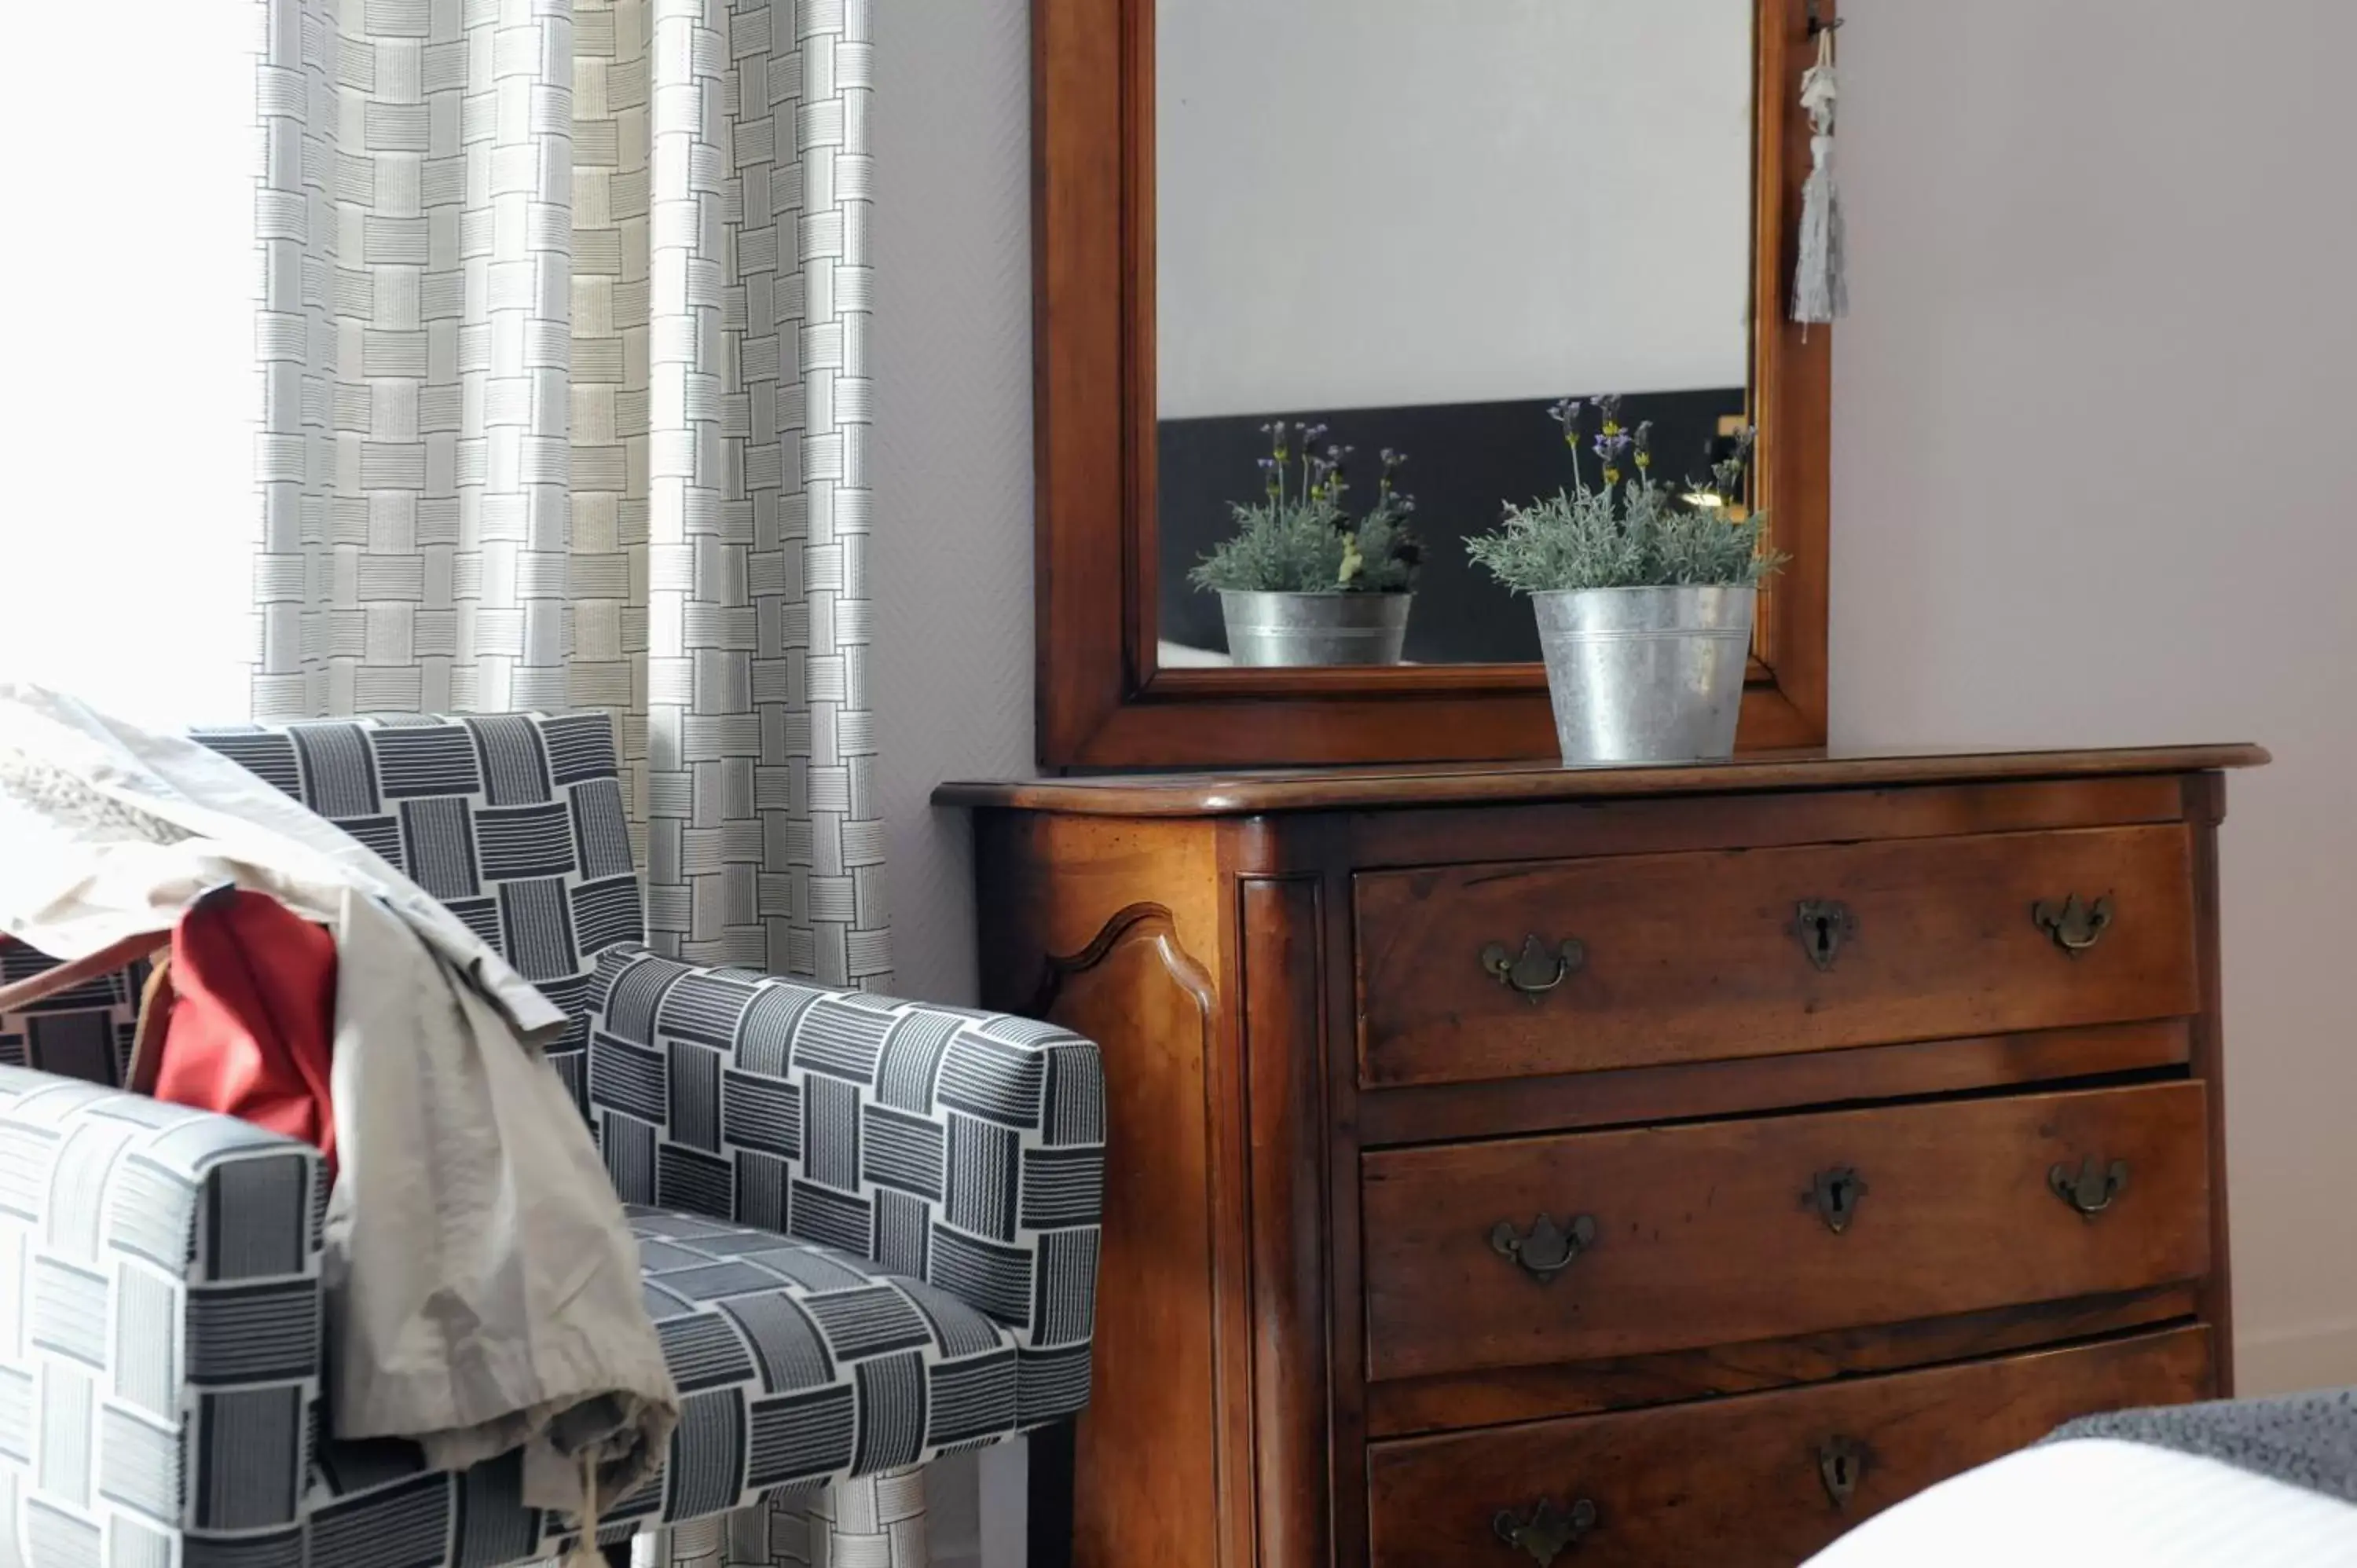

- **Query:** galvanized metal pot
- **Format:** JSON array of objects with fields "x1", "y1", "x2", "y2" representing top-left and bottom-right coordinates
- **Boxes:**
[
  {"x1": 1531, "y1": 584, "x2": 1755, "y2": 766},
  {"x1": 1218, "y1": 591, "x2": 1413, "y2": 667}
]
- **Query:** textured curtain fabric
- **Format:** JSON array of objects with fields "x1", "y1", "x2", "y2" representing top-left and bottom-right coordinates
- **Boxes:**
[{"x1": 251, "y1": 0, "x2": 889, "y2": 987}]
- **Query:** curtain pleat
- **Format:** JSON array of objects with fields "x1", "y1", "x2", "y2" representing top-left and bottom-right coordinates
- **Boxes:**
[{"x1": 252, "y1": 0, "x2": 889, "y2": 987}]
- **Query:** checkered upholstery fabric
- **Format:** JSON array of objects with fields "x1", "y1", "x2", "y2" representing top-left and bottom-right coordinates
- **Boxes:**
[
  {"x1": 0, "y1": 1072, "x2": 1098, "y2": 1568},
  {"x1": 0, "y1": 1067, "x2": 328, "y2": 1568},
  {"x1": 585, "y1": 947, "x2": 1102, "y2": 1407},
  {"x1": 1, "y1": 713, "x2": 1105, "y2": 1568},
  {"x1": 190, "y1": 714, "x2": 646, "y2": 1110},
  {"x1": 0, "y1": 946, "x2": 148, "y2": 1090},
  {"x1": 306, "y1": 1207, "x2": 1037, "y2": 1562},
  {"x1": 634, "y1": 1208, "x2": 1039, "y2": 1516}
]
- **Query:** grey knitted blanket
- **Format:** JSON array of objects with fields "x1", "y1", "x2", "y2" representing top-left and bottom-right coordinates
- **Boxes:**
[{"x1": 2050, "y1": 1390, "x2": 2357, "y2": 1506}]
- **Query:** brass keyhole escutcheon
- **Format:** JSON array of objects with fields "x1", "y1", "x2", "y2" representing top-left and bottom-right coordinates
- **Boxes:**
[
  {"x1": 1493, "y1": 1497, "x2": 1599, "y2": 1565},
  {"x1": 1792, "y1": 899, "x2": 1857, "y2": 972},
  {"x1": 1804, "y1": 1167, "x2": 1868, "y2": 1234},
  {"x1": 1490, "y1": 1213, "x2": 1599, "y2": 1284},
  {"x1": 2051, "y1": 1156, "x2": 2130, "y2": 1218},
  {"x1": 2033, "y1": 893, "x2": 2114, "y2": 957},
  {"x1": 1482, "y1": 936, "x2": 1587, "y2": 1003},
  {"x1": 1818, "y1": 1436, "x2": 1871, "y2": 1509}
]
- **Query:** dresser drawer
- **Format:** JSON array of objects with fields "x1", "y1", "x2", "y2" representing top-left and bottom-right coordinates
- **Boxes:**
[
  {"x1": 1362, "y1": 1082, "x2": 2209, "y2": 1382},
  {"x1": 1367, "y1": 1324, "x2": 2212, "y2": 1568},
  {"x1": 1355, "y1": 825, "x2": 2198, "y2": 1088}
]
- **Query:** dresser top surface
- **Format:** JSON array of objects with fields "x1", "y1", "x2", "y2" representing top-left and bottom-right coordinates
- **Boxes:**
[{"x1": 933, "y1": 743, "x2": 2268, "y2": 817}]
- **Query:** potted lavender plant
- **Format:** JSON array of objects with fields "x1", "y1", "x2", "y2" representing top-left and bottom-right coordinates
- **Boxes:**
[
  {"x1": 1187, "y1": 420, "x2": 1423, "y2": 667},
  {"x1": 1466, "y1": 397, "x2": 1785, "y2": 765}
]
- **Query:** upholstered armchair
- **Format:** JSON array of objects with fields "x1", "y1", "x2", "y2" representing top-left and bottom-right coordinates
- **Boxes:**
[{"x1": 0, "y1": 713, "x2": 1102, "y2": 1568}]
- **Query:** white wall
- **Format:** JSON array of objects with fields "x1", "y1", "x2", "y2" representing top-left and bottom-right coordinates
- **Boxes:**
[
  {"x1": 1831, "y1": 0, "x2": 2357, "y2": 1394},
  {"x1": 1157, "y1": 0, "x2": 1754, "y2": 418},
  {"x1": 881, "y1": 0, "x2": 2357, "y2": 1558}
]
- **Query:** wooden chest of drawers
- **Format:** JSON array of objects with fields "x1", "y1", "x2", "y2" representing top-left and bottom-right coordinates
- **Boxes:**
[{"x1": 937, "y1": 748, "x2": 2260, "y2": 1568}]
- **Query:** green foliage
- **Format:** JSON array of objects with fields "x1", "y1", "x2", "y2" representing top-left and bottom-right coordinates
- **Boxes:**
[
  {"x1": 1188, "y1": 422, "x2": 1423, "y2": 595},
  {"x1": 1187, "y1": 496, "x2": 1418, "y2": 595},
  {"x1": 1465, "y1": 482, "x2": 1780, "y2": 594},
  {"x1": 1465, "y1": 400, "x2": 1786, "y2": 595}
]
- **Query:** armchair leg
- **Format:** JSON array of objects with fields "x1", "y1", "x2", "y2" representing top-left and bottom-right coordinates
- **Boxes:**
[
  {"x1": 636, "y1": 1470, "x2": 929, "y2": 1568},
  {"x1": 804, "y1": 1467, "x2": 929, "y2": 1566}
]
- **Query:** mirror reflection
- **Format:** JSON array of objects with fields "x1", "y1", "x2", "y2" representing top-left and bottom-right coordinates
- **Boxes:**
[{"x1": 1155, "y1": 0, "x2": 1758, "y2": 668}]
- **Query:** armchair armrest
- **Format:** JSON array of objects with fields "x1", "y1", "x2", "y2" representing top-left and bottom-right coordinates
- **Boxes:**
[
  {"x1": 583, "y1": 945, "x2": 1105, "y2": 1420},
  {"x1": 0, "y1": 1067, "x2": 326, "y2": 1566}
]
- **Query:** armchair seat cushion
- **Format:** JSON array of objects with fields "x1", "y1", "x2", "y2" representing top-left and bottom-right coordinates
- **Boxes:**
[
  {"x1": 629, "y1": 1207, "x2": 1073, "y2": 1505},
  {"x1": 306, "y1": 1207, "x2": 1088, "y2": 1563}
]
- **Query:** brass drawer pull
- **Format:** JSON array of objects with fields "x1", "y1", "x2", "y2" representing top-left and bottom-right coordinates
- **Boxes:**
[
  {"x1": 1804, "y1": 1166, "x2": 1869, "y2": 1234},
  {"x1": 1817, "y1": 1436, "x2": 1871, "y2": 1508},
  {"x1": 1493, "y1": 1497, "x2": 1598, "y2": 1565},
  {"x1": 1482, "y1": 936, "x2": 1587, "y2": 1002},
  {"x1": 2051, "y1": 1155, "x2": 2130, "y2": 1218},
  {"x1": 1490, "y1": 1213, "x2": 1598, "y2": 1284},
  {"x1": 1792, "y1": 899, "x2": 1857, "y2": 971},
  {"x1": 2033, "y1": 893, "x2": 2114, "y2": 956}
]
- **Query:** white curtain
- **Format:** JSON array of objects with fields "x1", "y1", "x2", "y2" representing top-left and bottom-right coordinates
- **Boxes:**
[{"x1": 251, "y1": 0, "x2": 890, "y2": 988}]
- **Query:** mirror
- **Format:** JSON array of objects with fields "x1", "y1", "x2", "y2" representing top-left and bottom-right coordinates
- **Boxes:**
[
  {"x1": 1154, "y1": 0, "x2": 1759, "y2": 669},
  {"x1": 1029, "y1": 0, "x2": 1830, "y2": 769}
]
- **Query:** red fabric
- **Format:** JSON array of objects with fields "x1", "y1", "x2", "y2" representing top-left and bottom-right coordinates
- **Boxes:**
[{"x1": 152, "y1": 891, "x2": 339, "y2": 1171}]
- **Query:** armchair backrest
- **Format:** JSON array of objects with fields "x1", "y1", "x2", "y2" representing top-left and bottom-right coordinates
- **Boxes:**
[
  {"x1": 1, "y1": 713, "x2": 646, "y2": 1112},
  {"x1": 189, "y1": 713, "x2": 645, "y2": 1108},
  {"x1": 0, "y1": 947, "x2": 146, "y2": 1086}
]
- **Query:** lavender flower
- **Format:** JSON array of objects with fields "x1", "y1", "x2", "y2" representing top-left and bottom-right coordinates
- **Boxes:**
[
  {"x1": 1593, "y1": 428, "x2": 1634, "y2": 485},
  {"x1": 1710, "y1": 425, "x2": 1758, "y2": 500}
]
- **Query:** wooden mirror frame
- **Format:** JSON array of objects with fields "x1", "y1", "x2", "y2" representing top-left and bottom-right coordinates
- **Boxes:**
[{"x1": 1033, "y1": 0, "x2": 1831, "y2": 771}]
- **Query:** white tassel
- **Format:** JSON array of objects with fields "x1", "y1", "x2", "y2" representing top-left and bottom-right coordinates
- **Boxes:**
[{"x1": 1791, "y1": 26, "x2": 1849, "y2": 330}]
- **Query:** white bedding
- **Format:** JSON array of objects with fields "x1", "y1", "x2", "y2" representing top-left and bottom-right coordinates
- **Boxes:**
[{"x1": 1808, "y1": 1439, "x2": 2357, "y2": 1566}]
